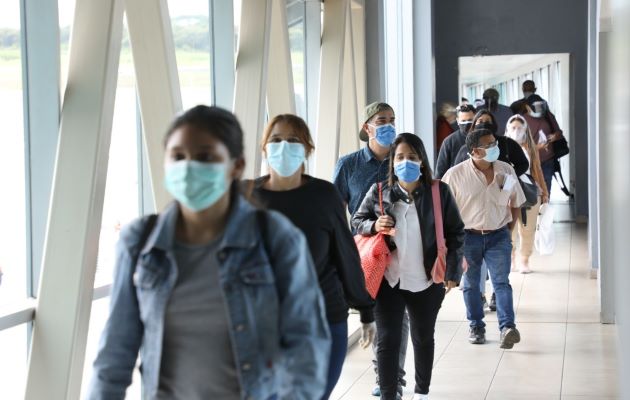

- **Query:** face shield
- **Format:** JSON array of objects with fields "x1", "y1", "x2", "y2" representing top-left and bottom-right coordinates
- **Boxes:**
[{"x1": 530, "y1": 100, "x2": 548, "y2": 118}]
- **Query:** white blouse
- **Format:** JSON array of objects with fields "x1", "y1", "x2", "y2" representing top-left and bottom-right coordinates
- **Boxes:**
[{"x1": 385, "y1": 189, "x2": 432, "y2": 293}]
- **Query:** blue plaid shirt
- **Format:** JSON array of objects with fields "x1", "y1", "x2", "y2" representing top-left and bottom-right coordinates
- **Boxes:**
[{"x1": 333, "y1": 146, "x2": 390, "y2": 218}]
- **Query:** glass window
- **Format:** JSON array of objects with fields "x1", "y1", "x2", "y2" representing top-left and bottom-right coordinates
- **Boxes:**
[
  {"x1": 58, "y1": 0, "x2": 140, "y2": 290},
  {"x1": 95, "y1": 16, "x2": 140, "y2": 288},
  {"x1": 0, "y1": 0, "x2": 27, "y2": 307},
  {"x1": 168, "y1": 1, "x2": 211, "y2": 109},
  {"x1": 81, "y1": 297, "x2": 142, "y2": 399},
  {"x1": 0, "y1": 324, "x2": 27, "y2": 397}
]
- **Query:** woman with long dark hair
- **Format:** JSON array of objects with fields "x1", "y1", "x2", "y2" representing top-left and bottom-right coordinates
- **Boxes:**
[
  {"x1": 88, "y1": 106, "x2": 330, "y2": 400},
  {"x1": 352, "y1": 133, "x2": 464, "y2": 400}
]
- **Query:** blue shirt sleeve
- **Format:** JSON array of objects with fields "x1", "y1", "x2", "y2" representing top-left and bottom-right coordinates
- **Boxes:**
[{"x1": 332, "y1": 158, "x2": 349, "y2": 204}]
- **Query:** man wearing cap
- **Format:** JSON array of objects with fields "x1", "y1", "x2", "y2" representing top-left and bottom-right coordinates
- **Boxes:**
[
  {"x1": 333, "y1": 102, "x2": 408, "y2": 398},
  {"x1": 477, "y1": 88, "x2": 514, "y2": 136}
]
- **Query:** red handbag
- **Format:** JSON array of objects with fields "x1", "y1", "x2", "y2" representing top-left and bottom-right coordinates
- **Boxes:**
[
  {"x1": 354, "y1": 183, "x2": 391, "y2": 299},
  {"x1": 431, "y1": 180, "x2": 448, "y2": 283}
]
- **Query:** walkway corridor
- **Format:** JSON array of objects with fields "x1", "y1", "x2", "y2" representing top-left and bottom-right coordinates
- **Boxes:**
[{"x1": 332, "y1": 223, "x2": 619, "y2": 399}]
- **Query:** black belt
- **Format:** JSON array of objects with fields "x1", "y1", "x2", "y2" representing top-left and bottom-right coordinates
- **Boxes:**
[{"x1": 465, "y1": 226, "x2": 506, "y2": 235}]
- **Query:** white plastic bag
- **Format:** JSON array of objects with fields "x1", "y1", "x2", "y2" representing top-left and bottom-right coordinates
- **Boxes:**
[{"x1": 535, "y1": 203, "x2": 555, "y2": 255}]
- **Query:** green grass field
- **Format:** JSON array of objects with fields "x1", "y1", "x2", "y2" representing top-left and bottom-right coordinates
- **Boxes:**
[{"x1": 0, "y1": 45, "x2": 304, "y2": 91}]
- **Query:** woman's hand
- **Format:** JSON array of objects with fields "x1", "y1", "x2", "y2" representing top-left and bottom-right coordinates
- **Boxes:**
[
  {"x1": 445, "y1": 280, "x2": 458, "y2": 294},
  {"x1": 541, "y1": 194, "x2": 549, "y2": 204},
  {"x1": 374, "y1": 215, "x2": 395, "y2": 233},
  {"x1": 359, "y1": 322, "x2": 376, "y2": 349}
]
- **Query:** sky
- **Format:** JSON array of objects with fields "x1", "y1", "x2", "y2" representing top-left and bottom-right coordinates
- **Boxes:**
[{"x1": 0, "y1": 1, "x2": 220, "y2": 30}]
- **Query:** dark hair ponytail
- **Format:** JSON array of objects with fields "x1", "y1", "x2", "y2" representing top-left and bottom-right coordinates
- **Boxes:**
[{"x1": 164, "y1": 105, "x2": 244, "y2": 159}]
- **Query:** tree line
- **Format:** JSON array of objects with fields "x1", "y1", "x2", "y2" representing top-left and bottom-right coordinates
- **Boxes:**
[{"x1": 1, "y1": 16, "x2": 210, "y2": 51}]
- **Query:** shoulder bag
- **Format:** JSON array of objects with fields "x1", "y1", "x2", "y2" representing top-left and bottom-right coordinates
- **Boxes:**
[
  {"x1": 430, "y1": 180, "x2": 448, "y2": 284},
  {"x1": 353, "y1": 183, "x2": 391, "y2": 299}
]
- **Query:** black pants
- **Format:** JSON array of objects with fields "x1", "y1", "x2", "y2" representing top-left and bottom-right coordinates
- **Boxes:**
[{"x1": 374, "y1": 281, "x2": 445, "y2": 399}]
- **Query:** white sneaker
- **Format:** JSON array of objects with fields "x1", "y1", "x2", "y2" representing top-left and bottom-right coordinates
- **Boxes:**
[{"x1": 412, "y1": 394, "x2": 429, "y2": 400}]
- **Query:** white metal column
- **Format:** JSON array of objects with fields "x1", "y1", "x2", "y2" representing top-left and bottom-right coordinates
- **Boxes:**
[
  {"x1": 587, "y1": 0, "x2": 600, "y2": 277},
  {"x1": 305, "y1": 0, "x2": 322, "y2": 132},
  {"x1": 315, "y1": 0, "x2": 348, "y2": 180},
  {"x1": 412, "y1": 0, "x2": 436, "y2": 163},
  {"x1": 233, "y1": 0, "x2": 273, "y2": 178},
  {"x1": 338, "y1": 3, "x2": 360, "y2": 157},
  {"x1": 597, "y1": 0, "x2": 615, "y2": 325},
  {"x1": 267, "y1": 0, "x2": 296, "y2": 117},
  {"x1": 25, "y1": 0, "x2": 124, "y2": 398},
  {"x1": 125, "y1": 0, "x2": 182, "y2": 212}
]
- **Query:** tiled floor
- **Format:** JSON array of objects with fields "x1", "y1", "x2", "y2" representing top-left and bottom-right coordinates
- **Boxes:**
[{"x1": 331, "y1": 223, "x2": 619, "y2": 399}]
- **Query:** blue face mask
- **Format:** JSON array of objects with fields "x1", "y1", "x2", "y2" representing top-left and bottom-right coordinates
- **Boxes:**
[
  {"x1": 483, "y1": 144, "x2": 501, "y2": 162},
  {"x1": 370, "y1": 123, "x2": 396, "y2": 147},
  {"x1": 164, "y1": 160, "x2": 229, "y2": 212},
  {"x1": 394, "y1": 160, "x2": 422, "y2": 183},
  {"x1": 266, "y1": 141, "x2": 306, "y2": 177}
]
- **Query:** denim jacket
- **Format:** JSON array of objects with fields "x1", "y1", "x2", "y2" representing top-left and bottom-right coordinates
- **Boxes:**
[{"x1": 88, "y1": 196, "x2": 331, "y2": 400}]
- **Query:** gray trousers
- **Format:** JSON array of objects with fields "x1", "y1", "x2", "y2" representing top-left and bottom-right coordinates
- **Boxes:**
[{"x1": 372, "y1": 310, "x2": 409, "y2": 384}]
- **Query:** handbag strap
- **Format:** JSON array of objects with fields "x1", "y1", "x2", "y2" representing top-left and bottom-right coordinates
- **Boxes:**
[
  {"x1": 378, "y1": 182, "x2": 384, "y2": 215},
  {"x1": 431, "y1": 180, "x2": 446, "y2": 252}
]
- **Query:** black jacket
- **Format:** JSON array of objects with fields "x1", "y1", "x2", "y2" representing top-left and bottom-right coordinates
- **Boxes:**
[
  {"x1": 453, "y1": 135, "x2": 529, "y2": 176},
  {"x1": 351, "y1": 181, "x2": 465, "y2": 284},
  {"x1": 252, "y1": 176, "x2": 374, "y2": 324},
  {"x1": 435, "y1": 129, "x2": 467, "y2": 178}
]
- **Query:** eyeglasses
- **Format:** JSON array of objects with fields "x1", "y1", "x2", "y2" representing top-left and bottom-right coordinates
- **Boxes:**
[{"x1": 476, "y1": 141, "x2": 498, "y2": 150}]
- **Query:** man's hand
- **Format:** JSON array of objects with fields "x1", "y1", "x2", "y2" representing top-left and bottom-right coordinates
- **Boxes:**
[
  {"x1": 445, "y1": 280, "x2": 458, "y2": 294},
  {"x1": 359, "y1": 322, "x2": 376, "y2": 349}
]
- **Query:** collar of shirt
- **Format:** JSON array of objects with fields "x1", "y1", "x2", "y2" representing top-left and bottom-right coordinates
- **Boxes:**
[
  {"x1": 141, "y1": 196, "x2": 259, "y2": 256},
  {"x1": 361, "y1": 145, "x2": 388, "y2": 163}
]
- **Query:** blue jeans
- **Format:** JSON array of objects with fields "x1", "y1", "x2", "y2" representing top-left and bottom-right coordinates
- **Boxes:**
[
  {"x1": 463, "y1": 227, "x2": 515, "y2": 331},
  {"x1": 541, "y1": 159, "x2": 555, "y2": 194},
  {"x1": 321, "y1": 321, "x2": 348, "y2": 400},
  {"x1": 461, "y1": 261, "x2": 488, "y2": 294}
]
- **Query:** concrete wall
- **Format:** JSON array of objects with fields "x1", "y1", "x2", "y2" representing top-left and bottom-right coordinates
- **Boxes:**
[
  {"x1": 434, "y1": 0, "x2": 589, "y2": 218},
  {"x1": 600, "y1": 0, "x2": 630, "y2": 395}
]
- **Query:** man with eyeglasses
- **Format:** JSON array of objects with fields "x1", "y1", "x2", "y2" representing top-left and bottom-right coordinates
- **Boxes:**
[
  {"x1": 442, "y1": 128, "x2": 526, "y2": 349},
  {"x1": 333, "y1": 102, "x2": 408, "y2": 398},
  {"x1": 435, "y1": 104, "x2": 476, "y2": 178}
]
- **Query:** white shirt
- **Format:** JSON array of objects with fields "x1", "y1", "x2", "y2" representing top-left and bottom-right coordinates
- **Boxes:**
[
  {"x1": 385, "y1": 189, "x2": 431, "y2": 293},
  {"x1": 442, "y1": 159, "x2": 526, "y2": 231}
]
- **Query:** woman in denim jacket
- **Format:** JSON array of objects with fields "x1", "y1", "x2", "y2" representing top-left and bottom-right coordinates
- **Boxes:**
[{"x1": 88, "y1": 106, "x2": 330, "y2": 400}]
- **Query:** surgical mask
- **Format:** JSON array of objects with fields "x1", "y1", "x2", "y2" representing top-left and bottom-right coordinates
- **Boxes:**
[
  {"x1": 164, "y1": 160, "x2": 229, "y2": 212},
  {"x1": 507, "y1": 126, "x2": 527, "y2": 144},
  {"x1": 523, "y1": 91, "x2": 534, "y2": 99},
  {"x1": 369, "y1": 123, "x2": 396, "y2": 147},
  {"x1": 394, "y1": 160, "x2": 422, "y2": 183},
  {"x1": 482, "y1": 144, "x2": 500, "y2": 162},
  {"x1": 266, "y1": 141, "x2": 306, "y2": 177},
  {"x1": 458, "y1": 120, "x2": 473, "y2": 134}
]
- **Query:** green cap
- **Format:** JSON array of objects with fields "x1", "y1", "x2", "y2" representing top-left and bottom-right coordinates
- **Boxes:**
[{"x1": 359, "y1": 102, "x2": 394, "y2": 142}]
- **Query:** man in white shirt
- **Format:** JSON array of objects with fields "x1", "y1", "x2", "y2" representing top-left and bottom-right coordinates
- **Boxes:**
[{"x1": 442, "y1": 127, "x2": 526, "y2": 349}]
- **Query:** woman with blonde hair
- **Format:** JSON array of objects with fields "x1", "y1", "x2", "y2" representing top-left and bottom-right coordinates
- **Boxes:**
[{"x1": 505, "y1": 114, "x2": 549, "y2": 273}]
